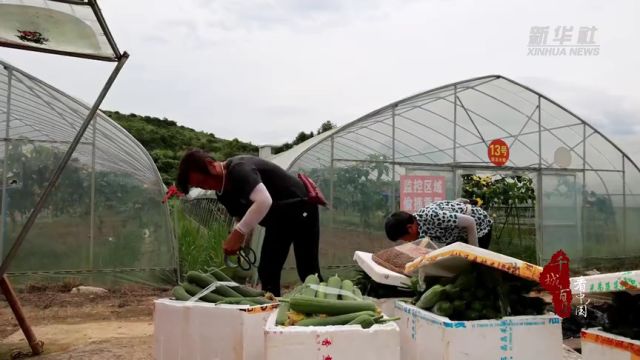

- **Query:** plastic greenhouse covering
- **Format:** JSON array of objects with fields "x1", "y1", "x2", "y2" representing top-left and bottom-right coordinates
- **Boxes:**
[
  {"x1": 0, "y1": 59, "x2": 177, "y2": 286},
  {"x1": 0, "y1": 0, "x2": 121, "y2": 61},
  {"x1": 269, "y1": 75, "x2": 640, "y2": 276}
]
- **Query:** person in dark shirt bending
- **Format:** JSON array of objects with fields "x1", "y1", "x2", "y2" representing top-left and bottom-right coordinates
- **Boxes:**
[{"x1": 176, "y1": 149, "x2": 322, "y2": 296}]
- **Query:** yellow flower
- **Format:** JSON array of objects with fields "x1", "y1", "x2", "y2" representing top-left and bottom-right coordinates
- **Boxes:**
[{"x1": 475, "y1": 198, "x2": 483, "y2": 207}]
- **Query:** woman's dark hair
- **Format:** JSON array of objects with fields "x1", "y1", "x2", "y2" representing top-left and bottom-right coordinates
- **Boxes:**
[
  {"x1": 384, "y1": 211, "x2": 415, "y2": 241},
  {"x1": 176, "y1": 149, "x2": 214, "y2": 193}
]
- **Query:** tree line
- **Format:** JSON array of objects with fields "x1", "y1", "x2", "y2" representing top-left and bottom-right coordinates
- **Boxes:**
[{"x1": 105, "y1": 111, "x2": 336, "y2": 185}]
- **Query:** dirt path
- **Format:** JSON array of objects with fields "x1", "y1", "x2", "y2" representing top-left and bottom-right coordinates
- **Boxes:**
[{"x1": 1, "y1": 286, "x2": 168, "y2": 359}]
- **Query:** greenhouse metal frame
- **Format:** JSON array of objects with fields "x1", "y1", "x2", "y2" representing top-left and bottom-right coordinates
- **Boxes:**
[
  {"x1": 270, "y1": 75, "x2": 640, "y2": 271},
  {"x1": 0, "y1": 59, "x2": 178, "y2": 283}
]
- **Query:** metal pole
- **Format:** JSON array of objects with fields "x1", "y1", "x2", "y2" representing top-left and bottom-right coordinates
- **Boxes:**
[
  {"x1": 581, "y1": 124, "x2": 586, "y2": 261},
  {"x1": 453, "y1": 85, "x2": 458, "y2": 198},
  {"x1": 1, "y1": 68, "x2": 12, "y2": 260},
  {"x1": 622, "y1": 154, "x2": 626, "y2": 252},
  {"x1": 0, "y1": 53, "x2": 129, "y2": 277},
  {"x1": 391, "y1": 106, "x2": 396, "y2": 212},
  {"x1": 89, "y1": 117, "x2": 97, "y2": 270},
  {"x1": 536, "y1": 96, "x2": 543, "y2": 264},
  {"x1": 329, "y1": 136, "x2": 335, "y2": 231},
  {"x1": 1, "y1": 275, "x2": 43, "y2": 355}
]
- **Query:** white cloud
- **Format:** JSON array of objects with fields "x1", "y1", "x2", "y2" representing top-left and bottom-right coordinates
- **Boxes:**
[{"x1": 0, "y1": 0, "x2": 638, "y2": 152}]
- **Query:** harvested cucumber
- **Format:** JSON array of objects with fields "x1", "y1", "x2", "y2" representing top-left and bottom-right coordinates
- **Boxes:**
[
  {"x1": 276, "y1": 302, "x2": 290, "y2": 326},
  {"x1": 295, "y1": 311, "x2": 377, "y2": 326},
  {"x1": 181, "y1": 282, "x2": 225, "y2": 303},
  {"x1": 316, "y1": 282, "x2": 327, "y2": 299},
  {"x1": 172, "y1": 286, "x2": 192, "y2": 301},
  {"x1": 302, "y1": 274, "x2": 320, "y2": 297},
  {"x1": 340, "y1": 280, "x2": 355, "y2": 300},
  {"x1": 326, "y1": 274, "x2": 342, "y2": 300},
  {"x1": 416, "y1": 285, "x2": 445, "y2": 310},
  {"x1": 290, "y1": 296, "x2": 377, "y2": 316}
]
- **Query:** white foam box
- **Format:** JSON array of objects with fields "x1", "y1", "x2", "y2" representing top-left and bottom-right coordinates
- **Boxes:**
[
  {"x1": 373, "y1": 297, "x2": 412, "y2": 318},
  {"x1": 581, "y1": 328, "x2": 640, "y2": 360},
  {"x1": 396, "y1": 301, "x2": 563, "y2": 360},
  {"x1": 570, "y1": 270, "x2": 640, "y2": 295},
  {"x1": 154, "y1": 299, "x2": 278, "y2": 360},
  {"x1": 264, "y1": 310, "x2": 401, "y2": 360},
  {"x1": 354, "y1": 250, "x2": 412, "y2": 287}
]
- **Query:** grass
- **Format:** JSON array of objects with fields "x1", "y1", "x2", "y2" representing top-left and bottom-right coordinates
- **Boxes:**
[{"x1": 170, "y1": 199, "x2": 229, "y2": 277}]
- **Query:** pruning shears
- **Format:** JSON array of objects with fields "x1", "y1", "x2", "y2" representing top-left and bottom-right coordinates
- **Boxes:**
[{"x1": 224, "y1": 245, "x2": 257, "y2": 271}]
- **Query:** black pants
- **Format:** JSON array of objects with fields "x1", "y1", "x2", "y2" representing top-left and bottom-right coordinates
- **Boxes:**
[
  {"x1": 478, "y1": 226, "x2": 493, "y2": 249},
  {"x1": 258, "y1": 202, "x2": 322, "y2": 297}
]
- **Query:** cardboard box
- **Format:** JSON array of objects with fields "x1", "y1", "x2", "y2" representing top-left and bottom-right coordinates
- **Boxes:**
[
  {"x1": 397, "y1": 301, "x2": 563, "y2": 360},
  {"x1": 154, "y1": 299, "x2": 277, "y2": 360},
  {"x1": 264, "y1": 310, "x2": 400, "y2": 360},
  {"x1": 581, "y1": 328, "x2": 640, "y2": 360}
]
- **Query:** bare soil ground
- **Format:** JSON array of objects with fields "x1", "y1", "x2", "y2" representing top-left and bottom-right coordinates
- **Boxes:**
[{"x1": 0, "y1": 285, "x2": 170, "y2": 360}]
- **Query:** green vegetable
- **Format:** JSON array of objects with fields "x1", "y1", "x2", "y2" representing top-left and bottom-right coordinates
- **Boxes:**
[
  {"x1": 452, "y1": 300, "x2": 466, "y2": 313},
  {"x1": 347, "y1": 314, "x2": 376, "y2": 329},
  {"x1": 454, "y1": 272, "x2": 475, "y2": 290},
  {"x1": 463, "y1": 309, "x2": 481, "y2": 320},
  {"x1": 295, "y1": 311, "x2": 377, "y2": 326},
  {"x1": 216, "y1": 297, "x2": 259, "y2": 305},
  {"x1": 302, "y1": 274, "x2": 320, "y2": 297},
  {"x1": 276, "y1": 302, "x2": 290, "y2": 325},
  {"x1": 233, "y1": 285, "x2": 266, "y2": 298},
  {"x1": 353, "y1": 287, "x2": 363, "y2": 300},
  {"x1": 186, "y1": 271, "x2": 242, "y2": 298},
  {"x1": 444, "y1": 284, "x2": 461, "y2": 299},
  {"x1": 482, "y1": 308, "x2": 500, "y2": 319},
  {"x1": 432, "y1": 300, "x2": 454, "y2": 317},
  {"x1": 172, "y1": 286, "x2": 193, "y2": 301},
  {"x1": 289, "y1": 295, "x2": 378, "y2": 316},
  {"x1": 316, "y1": 282, "x2": 327, "y2": 299},
  {"x1": 470, "y1": 300, "x2": 483, "y2": 312},
  {"x1": 475, "y1": 288, "x2": 488, "y2": 299},
  {"x1": 222, "y1": 297, "x2": 272, "y2": 305},
  {"x1": 340, "y1": 279, "x2": 355, "y2": 300},
  {"x1": 181, "y1": 282, "x2": 225, "y2": 303},
  {"x1": 416, "y1": 285, "x2": 445, "y2": 310},
  {"x1": 208, "y1": 268, "x2": 234, "y2": 283},
  {"x1": 326, "y1": 274, "x2": 342, "y2": 300}
]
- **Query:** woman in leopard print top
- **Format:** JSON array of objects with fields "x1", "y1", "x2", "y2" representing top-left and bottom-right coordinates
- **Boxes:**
[{"x1": 384, "y1": 200, "x2": 493, "y2": 249}]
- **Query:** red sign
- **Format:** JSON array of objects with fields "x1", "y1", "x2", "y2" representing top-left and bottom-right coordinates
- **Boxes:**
[
  {"x1": 540, "y1": 250, "x2": 572, "y2": 318},
  {"x1": 488, "y1": 139, "x2": 510, "y2": 166},
  {"x1": 400, "y1": 175, "x2": 446, "y2": 212}
]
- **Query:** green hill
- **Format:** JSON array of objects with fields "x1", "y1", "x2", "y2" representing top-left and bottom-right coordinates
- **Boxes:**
[{"x1": 104, "y1": 110, "x2": 258, "y2": 185}]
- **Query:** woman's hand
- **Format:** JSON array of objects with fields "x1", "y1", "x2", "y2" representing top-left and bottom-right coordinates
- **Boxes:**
[{"x1": 223, "y1": 228, "x2": 245, "y2": 255}]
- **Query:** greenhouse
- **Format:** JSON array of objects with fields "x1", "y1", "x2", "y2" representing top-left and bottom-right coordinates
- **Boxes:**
[
  {"x1": 0, "y1": 59, "x2": 177, "y2": 286},
  {"x1": 268, "y1": 75, "x2": 640, "y2": 275}
]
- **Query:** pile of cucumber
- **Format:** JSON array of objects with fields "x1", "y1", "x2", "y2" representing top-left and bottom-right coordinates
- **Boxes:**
[
  {"x1": 172, "y1": 270, "x2": 275, "y2": 306},
  {"x1": 414, "y1": 263, "x2": 548, "y2": 321},
  {"x1": 276, "y1": 274, "x2": 399, "y2": 329}
]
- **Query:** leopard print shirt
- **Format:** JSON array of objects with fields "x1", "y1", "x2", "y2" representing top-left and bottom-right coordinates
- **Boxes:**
[{"x1": 414, "y1": 200, "x2": 493, "y2": 246}]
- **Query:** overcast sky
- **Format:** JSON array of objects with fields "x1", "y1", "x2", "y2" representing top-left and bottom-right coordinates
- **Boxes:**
[{"x1": 2, "y1": 0, "x2": 639, "y2": 161}]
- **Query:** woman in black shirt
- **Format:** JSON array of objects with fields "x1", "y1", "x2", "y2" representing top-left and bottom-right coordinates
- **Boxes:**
[{"x1": 177, "y1": 149, "x2": 322, "y2": 296}]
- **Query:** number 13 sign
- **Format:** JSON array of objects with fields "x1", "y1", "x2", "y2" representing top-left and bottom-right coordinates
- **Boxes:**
[{"x1": 488, "y1": 139, "x2": 510, "y2": 166}]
